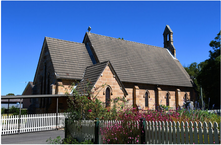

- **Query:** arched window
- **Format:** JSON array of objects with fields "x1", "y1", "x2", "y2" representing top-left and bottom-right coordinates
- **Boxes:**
[
  {"x1": 166, "y1": 92, "x2": 170, "y2": 106},
  {"x1": 145, "y1": 92, "x2": 149, "y2": 107},
  {"x1": 106, "y1": 87, "x2": 110, "y2": 107}
]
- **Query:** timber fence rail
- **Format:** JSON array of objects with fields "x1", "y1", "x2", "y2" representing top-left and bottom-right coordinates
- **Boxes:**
[
  {"x1": 67, "y1": 119, "x2": 220, "y2": 144},
  {"x1": 1, "y1": 113, "x2": 66, "y2": 135}
]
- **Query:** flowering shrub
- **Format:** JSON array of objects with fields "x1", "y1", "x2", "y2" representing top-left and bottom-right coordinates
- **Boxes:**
[
  {"x1": 174, "y1": 108, "x2": 221, "y2": 124},
  {"x1": 100, "y1": 106, "x2": 221, "y2": 144},
  {"x1": 65, "y1": 82, "x2": 127, "y2": 124},
  {"x1": 117, "y1": 107, "x2": 180, "y2": 122},
  {"x1": 100, "y1": 120, "x2": 140, "y2": 144},
  {"x1": 100, "y1": 107, "x2": 180, "y2": 144}
]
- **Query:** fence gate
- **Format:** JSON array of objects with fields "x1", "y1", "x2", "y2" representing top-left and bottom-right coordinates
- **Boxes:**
[{"x1": 1, "y1": 113, "x2": 65, "y2": 135}]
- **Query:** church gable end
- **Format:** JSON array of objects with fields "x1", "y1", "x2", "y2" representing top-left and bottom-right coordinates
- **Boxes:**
[
  {"x1": 93, "y1": 63, "x2": 126, "y2": 108},
  {"x1": 33, "y1": 38, "x2": 56, "y2": 95}
]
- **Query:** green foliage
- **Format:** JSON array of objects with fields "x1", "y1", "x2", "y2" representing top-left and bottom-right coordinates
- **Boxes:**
[
  {"x1": 46, "y1": 136, "x2": 93, "y2": 144},
  {"x1": 6, "y1": 93, "x2": 15, "y2": 96},
  {"x1": 62, "y1": 137, "x2": 80, "y2": 144},
  {"x1": 6, "y1": 106, "x2": 27, "y2": 115},
  {"x1": 184, "y1": 62, "x2": 206, "y2": 105},
  {"x1": 184, "y1": 62, "x2": 200, "y2": 89},
  {"x1": 197, "y1": 31, "x2": 220, "y2": 109},
  {"x1": 118, "y1": 37, "x2": 124, "y2": 40},
  {"x1": 184, "y1": 31, "x2": 220, "y2": 109},
  {"x1": 176, "y1": 108, "x2": 221, "y2": 124},
  {"x1": 80, "y1": 140, "x2": 94, "y2": 144},
  {"x1": 159, "y1": 104, "x2": 172, "y2": 111},
  {"x1": 65, "y1": 82, "x2": 126, "y2": 122},
  {"x1": 46, "y1": 136, "x2": 63, "y2": 144},
  {"x1": 1, "y1": 107, "x2": 6, "y2": 114}
]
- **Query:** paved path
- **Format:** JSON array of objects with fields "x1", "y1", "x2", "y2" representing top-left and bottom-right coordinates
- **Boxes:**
[{"x1": 1, "y1": 130, "x2": 65, "y2": 144}]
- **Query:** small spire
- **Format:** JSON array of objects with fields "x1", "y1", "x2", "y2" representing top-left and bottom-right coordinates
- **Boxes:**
[{"x1": 88, "y1": 26, "x2": 91, "y2": 33}]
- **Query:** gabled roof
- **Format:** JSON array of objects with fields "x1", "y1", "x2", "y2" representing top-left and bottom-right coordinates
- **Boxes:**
[
  {"x1": 22, "y1": 82, "x2": 34, "y2": 95},
  {"x1": 34, "y1": 37, "x2": 93, "y2": 82},
  {"x1": 76, "y1": 61, "x2": 128, "y2": 95},
  {"x1": 85, "y1": 32, "x2": 193, "y2": 87},
  {"x1": 163, "y1": 25, "x2": 173, "y2": 35}
]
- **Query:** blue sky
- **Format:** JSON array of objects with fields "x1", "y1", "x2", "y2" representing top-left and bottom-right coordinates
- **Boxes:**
[{"x1": 1, "y1": 1, "x2": 220, "y2": 95}]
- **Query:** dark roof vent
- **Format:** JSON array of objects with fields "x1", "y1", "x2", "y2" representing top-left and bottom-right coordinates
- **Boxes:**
[{"x1": 88, "y1": 26, "x2": 91, "y2": 33}]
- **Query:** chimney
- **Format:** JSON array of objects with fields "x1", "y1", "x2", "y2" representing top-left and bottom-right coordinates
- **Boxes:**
[{"x1": 163, "y1": 25, "x2": 176, "y2": 58}]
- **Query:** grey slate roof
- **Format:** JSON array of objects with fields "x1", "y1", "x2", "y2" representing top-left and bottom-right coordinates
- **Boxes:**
[
  {"x1": 76, "y1": 61, "x2": 109, "y2": 95},
  {"x1": 46, "y1": 37, "x2": 93, "y2": 80},
  {"x1": 86, "y1": 32, "x2": 193, "y2": 87}
]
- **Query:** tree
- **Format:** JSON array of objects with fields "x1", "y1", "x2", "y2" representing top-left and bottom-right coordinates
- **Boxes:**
[
  {"x1": 197, "y1": 31, "x2": 220, "y2": 109},
  {"x1": 6, "y1": 93, "x2": 15, "y2": 96},
  {"x1": 184, "y1": 62, "x2": 206, "y2": 106},
  {"x1": 184, "y1": 62, "x2": 200, "y2": 91},
  {"x1": 184, "y1": 31, "x2": 220, "y2": 109}
]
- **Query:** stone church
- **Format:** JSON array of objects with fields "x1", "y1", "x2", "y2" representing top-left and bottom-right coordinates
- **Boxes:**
[{"x1": 27, "y1": 25, "x2": 196, "y2": 113}]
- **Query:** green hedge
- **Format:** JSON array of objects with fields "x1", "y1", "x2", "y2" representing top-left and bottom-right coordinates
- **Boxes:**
[{"x1": 1, "y1": 106, "x2": 27, "y2": 115}]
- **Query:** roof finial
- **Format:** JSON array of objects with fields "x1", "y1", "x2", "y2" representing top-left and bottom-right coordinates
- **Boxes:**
[{"x1": 88, "y1": 26, "x2": 91, "y2": 33}]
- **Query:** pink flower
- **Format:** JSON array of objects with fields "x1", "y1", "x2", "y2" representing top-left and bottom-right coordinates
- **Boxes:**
[{"x1": 88, "y1": 109, "x2": 92, "y2": 112}]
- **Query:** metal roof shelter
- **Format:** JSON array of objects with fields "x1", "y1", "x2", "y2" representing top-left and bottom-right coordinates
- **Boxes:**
[
  {"x1": 1, "y1": 94, "x2": 69, "y2": 133},
  {"x1": 1, "y1": 99, "x2": 23, "y2": 103},
  {"x1": 1, "y1": 94, "x2": 68, "y2": 99}
]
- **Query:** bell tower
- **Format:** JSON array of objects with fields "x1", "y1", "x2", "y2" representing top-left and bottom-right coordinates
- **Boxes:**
[{"x1": 163, "y1": 25, "x2": 176, "y2": 58}]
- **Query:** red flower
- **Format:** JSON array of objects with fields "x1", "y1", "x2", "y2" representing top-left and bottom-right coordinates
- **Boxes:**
[
  {"x1": 88, "y1": 109, "x2": 92, "y2": 112},
  {"x1": 88, "y1": 97, "x2": 91, "y2": 100},
  {"x1": 107, "y1": 110, "x2": 109, "y2": 112}
]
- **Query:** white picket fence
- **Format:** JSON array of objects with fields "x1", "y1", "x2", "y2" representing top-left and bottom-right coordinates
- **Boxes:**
[
  {"x1": 68, "y1": 120, "x2": 220, "y2": 144},
  {"x1": 145, "y1": 121, "x2": 220, "y2": 144},
  {"x1": 1, "y1": 113, "x2": 66, "y2": 135}
]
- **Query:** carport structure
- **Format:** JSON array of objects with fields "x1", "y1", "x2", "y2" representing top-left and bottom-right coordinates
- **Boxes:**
[{"x1": 1, "y1": 94, "x2": 68, "y2": 134}]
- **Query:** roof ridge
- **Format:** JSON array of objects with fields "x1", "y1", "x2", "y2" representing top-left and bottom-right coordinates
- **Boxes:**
[
  {"x1": 88, "y1": 32, "x2": 166, "y2": 50},
  {"x1": 85, "y1": 61, "x2": 109, "y2": 69},
  {"x1": 45, "y1": 36, "x2": 84, "y2": 45}
]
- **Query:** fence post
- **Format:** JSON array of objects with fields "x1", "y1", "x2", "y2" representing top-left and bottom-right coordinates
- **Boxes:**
[
  {"x1": 18, "y1": 99, "x2": 21, "y2": 134},
  {"x1": 95, "y1": 118, "x2": 99, "y2": 144},
  {"x1": 140, "y1": 118, "x2": 146, "y2": 144},
  {"x1": 56, "y1": 97, "x2": 58, "y2": 130},
  {"x1": 65, "y1": 118, "x2": 68, "y2": 138},
  {"x1": 7, "y1": 99, "x2": 9, "y2": 117}
]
